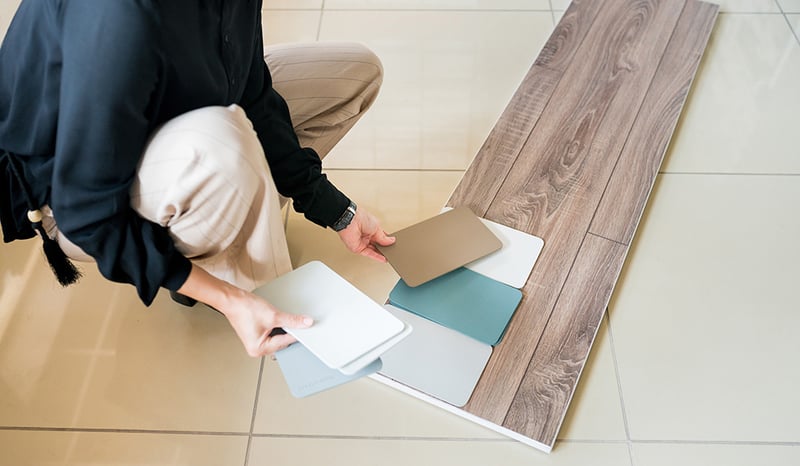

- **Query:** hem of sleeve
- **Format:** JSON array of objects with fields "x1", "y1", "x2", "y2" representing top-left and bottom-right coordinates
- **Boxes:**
[
  {"x1": 303, "y1": 179, "x2": 351, "y2": 228},
  {"x1": 162, "y1": 254, "x2": 193, "y2": 293}
]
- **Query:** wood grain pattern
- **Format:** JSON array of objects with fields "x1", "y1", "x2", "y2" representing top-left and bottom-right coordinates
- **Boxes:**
[
  {"x1": 503, "y1": 233, "x2": 627, "y2": 443},
  {"x1": 463, "y1": 0, "x2": 686, "y2": 424},
  {"x1": 534, "y1": 0, "x2": 605, "y2": 71},
  {"x1": 590, "y1": 0, "x2": 719, "y2": 244},
  {"x1": 447, "y1": 65, "x2": 561, "y2": 216}
]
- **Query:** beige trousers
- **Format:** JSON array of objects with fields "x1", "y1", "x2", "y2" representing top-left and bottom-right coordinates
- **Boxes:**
[{"x1": 50, "y1": 42, "x2": 382, "y2": 291}]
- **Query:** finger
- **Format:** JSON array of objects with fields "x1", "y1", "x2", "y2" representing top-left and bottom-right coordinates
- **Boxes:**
[
  {"x1": 361, "y1": 245, "x2": 388, "y2": 263},
  {"x1": 261, "y1": 333, "x2": 297, "y2": 355},
  {"x1": 274, "y1": 311, "x2": 314, "y2": 329}
]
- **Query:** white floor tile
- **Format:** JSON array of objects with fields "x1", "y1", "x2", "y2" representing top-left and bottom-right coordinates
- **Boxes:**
[
  {"x1": 0, "y1": 241, "x2": 261, "y2": 432},
  {"x1": 262, "y1": 10, "x2": 321, "y2": 45},
  {"x1": 663, "y1": 14, "x2": 800, "y2": 174},
  {"x1": 317, "y1": 11, "x2": 553, "y2": 169},
  {"x1": 609, "y1": 174, "x2": 800, "y2": 441},
  {"x1": 789, "y1": 13, "x2": 800, "y2": 34},
  {"x1": 632, "y1": 443, "x2": 800, "y2": 466},
  {"x1": 780, "y1": 0, "x2": 800, "y2": 13},
  {"x1": 249, "y1": 437, "x2": 631, "y2": 466},
  {"x1": 0, "y1": 430, "x2": 247, "y2": 466}
]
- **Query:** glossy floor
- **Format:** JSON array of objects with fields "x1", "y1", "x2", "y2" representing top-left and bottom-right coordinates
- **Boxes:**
[{"x1": 1, "y1": 1, "x2": 798, "y2": 465}]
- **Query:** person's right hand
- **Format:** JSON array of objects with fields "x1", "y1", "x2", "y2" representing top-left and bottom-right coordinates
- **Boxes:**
[
  {"x1": 177, "y1": 264, "x2": 313, "y2": 357},
  {"x1": 218, "y1": 287, "x2": 313, "y2": 357}
]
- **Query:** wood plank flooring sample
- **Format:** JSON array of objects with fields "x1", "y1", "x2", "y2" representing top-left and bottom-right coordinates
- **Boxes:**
[{"x1": 466, "y1": 0, "x2": 687, "y2": 424}]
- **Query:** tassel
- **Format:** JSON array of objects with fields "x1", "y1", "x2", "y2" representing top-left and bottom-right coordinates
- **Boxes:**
[{"x1": 28, "y1": 209, "x2": 82, "y2": 286}]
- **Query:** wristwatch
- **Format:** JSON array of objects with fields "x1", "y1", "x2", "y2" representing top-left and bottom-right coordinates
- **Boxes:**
[{"x1": 332, "y1": 201, "x2": 357, "y2": 232}]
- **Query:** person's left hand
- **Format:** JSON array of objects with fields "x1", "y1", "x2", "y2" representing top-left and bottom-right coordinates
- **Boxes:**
[{"x1": 337, "y1": 206, "x2": 395, "y2": 262}]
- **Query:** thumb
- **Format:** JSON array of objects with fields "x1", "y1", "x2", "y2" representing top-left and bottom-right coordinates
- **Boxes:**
[
  {"x1": 371, "y1": 229, "x2": 396, "y2": 247},
  {"x1": 275, "y1": 311, "x2": 314, "y2": 330}
]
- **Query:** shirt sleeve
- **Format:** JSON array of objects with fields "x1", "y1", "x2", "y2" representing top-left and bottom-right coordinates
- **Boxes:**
[
  {"x1": 52, "y1": 1, "x2": 191, "y2": 305},
  {"x1": 239, "y1": 13, "x2": 350, "y2": 229}
]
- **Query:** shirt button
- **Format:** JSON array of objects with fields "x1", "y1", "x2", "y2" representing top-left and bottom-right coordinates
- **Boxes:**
[{"x1": 224, "y1": 34, "x2": 230, "y2": 43}]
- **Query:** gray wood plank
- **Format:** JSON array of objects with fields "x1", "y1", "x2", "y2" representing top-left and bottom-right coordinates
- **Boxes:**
[
  {"x1": 503, "y1": 234, "x2": 627, "y2": 444},
  {"x1": 464, "y1": 0, "x2": 686, "y2": 426},
  {"x1": 447, "y1": 65, "x2": 561, "y2": 216},
  {"x1": 535, "y1": 0, "x2": 605, "y2": 71},
  {"x1": 590, "y1": 0, "x2": 719, "y2": 244}
]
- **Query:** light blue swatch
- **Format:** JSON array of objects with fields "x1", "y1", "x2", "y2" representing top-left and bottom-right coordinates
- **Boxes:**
[{"x1": 275, "y1": 343, "x2": 382, "y2": 398}]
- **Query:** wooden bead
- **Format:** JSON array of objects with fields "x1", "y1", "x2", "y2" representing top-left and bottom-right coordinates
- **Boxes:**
[{"x1": 27, "y1": 209, "x2": 43, "y2": 223}]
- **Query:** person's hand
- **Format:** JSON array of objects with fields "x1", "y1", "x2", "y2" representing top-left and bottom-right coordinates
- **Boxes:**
[
  {"x1": 218, "y1": 288, "x2": 313, "y2": 357},
  {"x1": 177, "y1": 264, "x2": 313, "y2": 357},
  {"x1": 337, "y1": 206, "x2": 395, "y2": 262}
]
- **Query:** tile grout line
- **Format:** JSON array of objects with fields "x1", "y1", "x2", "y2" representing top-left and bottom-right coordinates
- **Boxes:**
[
  {"x1": 604, "y1": 311, "x2": 636, "y2": 466},
  {"x1": 776, "y1": 0, "x2": 800, "y2": 45},
  {"x1": 250, "y1": 434, "x2": 515, "y2": 442},
  {"x1": 4, "y1": 424, "x2": 800, "y2": 446},
  {"x1": 243, "y1": 357, "x2": 267, "y2": 466},
  {"x1": 315, "y1": 0, "x2": 325, "y2": 41},
  {"x1": 658, "y1": 171, "x2": 800, "y2": 176},
  {"x1": 549, "y1": 0, "x2": 556, "y2": 25},
  {"x1": 633, "y1": 439, "x2": 800, "y2": 446},
  {"x1": 0, "y1": 426, "x2": 249, "y2": 436}
]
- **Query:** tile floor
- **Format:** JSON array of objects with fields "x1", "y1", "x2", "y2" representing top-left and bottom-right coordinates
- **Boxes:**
[{"x1": 1, "y1": 0, "x2": 798, "y2": 465}]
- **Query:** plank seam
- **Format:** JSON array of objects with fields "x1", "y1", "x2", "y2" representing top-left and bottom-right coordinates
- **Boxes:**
[
  {"x1": 586, "y1": 0, "x2": 689, "y2": 244},
  {"x1": 500, "y1": 224, "x2": 593, "y2": 430}
]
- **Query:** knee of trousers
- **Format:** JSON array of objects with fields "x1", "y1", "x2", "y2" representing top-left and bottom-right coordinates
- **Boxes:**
[
  {"x1": 354, "y1": 43, "x2": 384, "y2": 88},
  {"x1": 348, "y1": 43, "x2": 384, "y2": 105},
  {"x1": 132, "y1": 105, "x2": 277, "y2": 258}
]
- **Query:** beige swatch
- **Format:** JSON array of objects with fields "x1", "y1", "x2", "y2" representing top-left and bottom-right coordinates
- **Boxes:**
[{"x1": 377, "y1": 206, "x2": 501, "y2": 287}]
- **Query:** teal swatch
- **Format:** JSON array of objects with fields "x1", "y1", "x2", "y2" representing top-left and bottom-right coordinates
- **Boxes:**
[{"x1": 388, "y1": 267, "x2": 523, "y2": 346}]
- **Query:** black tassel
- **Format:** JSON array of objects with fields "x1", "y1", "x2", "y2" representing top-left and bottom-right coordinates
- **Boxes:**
[
  {"x1": 30, "y1": 213, "x2": 82, "y2": 286},
  {"x1": 40, "y1": 229, "x2": 82, "y2": 286}
]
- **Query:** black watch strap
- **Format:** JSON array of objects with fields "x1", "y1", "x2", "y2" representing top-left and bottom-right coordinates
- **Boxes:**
[{"x1": 332, "y1": 201, "x2": 357, "y2": 232}]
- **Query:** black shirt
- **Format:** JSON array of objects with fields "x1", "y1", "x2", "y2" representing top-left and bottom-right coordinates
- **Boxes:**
[{"x1": 0, "y1": 0, "x2": 350, "y2": 304}]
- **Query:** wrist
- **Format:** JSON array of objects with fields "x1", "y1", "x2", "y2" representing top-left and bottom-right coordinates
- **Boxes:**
[
  {"x1": 331, "y1": 201, "x2": 357, "y2": 232},
  {"x1": 178, "y1": 264, "x2": 242, "y2": 315}
]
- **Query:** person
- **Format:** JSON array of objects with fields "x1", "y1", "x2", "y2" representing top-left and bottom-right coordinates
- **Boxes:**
[{"x1": 0, "y1": 0, "x2": 395, "y2": 357}]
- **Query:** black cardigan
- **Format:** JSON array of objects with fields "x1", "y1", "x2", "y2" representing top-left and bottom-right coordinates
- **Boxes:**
[{"x1": 0, "y1": 0, "x2": 350, "y2": 304}]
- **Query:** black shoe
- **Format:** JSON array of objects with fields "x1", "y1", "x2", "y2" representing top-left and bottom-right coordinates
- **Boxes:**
[{"x1": 170, "y1": 290, "x2": 197, "y2": 307}]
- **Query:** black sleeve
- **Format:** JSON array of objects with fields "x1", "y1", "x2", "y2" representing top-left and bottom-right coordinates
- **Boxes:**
[
  {"x1": 238, "y1": 12, "x2": 350, "y2": 228},
  {"x1": 52, "y1": 1, "x2": 191, "y2": 305}
]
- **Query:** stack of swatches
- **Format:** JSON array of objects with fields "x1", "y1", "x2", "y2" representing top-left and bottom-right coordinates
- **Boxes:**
[
  {"x1": 374, "y1": 207, "x2": 544, "y2": 407},
  {"x1": 253, "y1": 261, "x2": 412, "y2": 398}
]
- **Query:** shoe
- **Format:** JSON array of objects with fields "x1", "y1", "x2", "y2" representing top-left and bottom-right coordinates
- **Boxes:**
[{"x1": 170, "y1": 290, "x2": 197, "y2": 307}]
